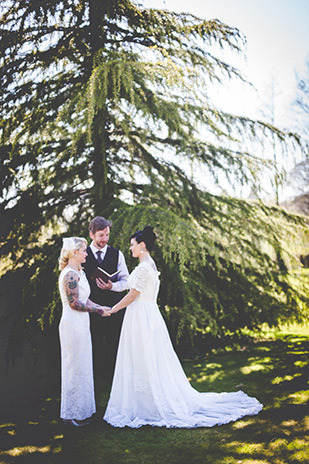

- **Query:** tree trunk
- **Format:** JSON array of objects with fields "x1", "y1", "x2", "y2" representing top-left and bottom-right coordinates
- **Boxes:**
[{"x1": 89, "y1": 0, "x2": 114, "y2": 213}]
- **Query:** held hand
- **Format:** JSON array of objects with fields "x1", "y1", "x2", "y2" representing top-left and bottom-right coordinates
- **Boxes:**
[
  {"x1": 107, "y1": 306, "x2": 117, "y2": 315},
  {"x1": 102, "y1": 306, "x2": 112, "y2": 313},
  {"x1": 97, "y1": 307, "x2": 111, "y2": 317},
  {"x1": 96, "y1": 278, "x2": 113, "y2": 290},
  {"x1": 101, "y1": 305, "x2": 117, "y2": 315}
]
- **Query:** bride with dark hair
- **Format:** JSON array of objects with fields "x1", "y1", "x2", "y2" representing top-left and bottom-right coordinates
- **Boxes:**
[{"x1": 103, "y1": 226, "x2": 262, "y2": 428}]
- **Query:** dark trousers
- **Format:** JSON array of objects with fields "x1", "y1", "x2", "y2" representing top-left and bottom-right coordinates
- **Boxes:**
[{"x1": 90, "y1": 308, "x2": 125, "y2": 402}]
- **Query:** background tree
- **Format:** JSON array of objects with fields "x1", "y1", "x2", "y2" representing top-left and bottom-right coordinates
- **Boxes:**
[
  {"x1": 0, "y1": 0, "x2": 308, "y2": 374},
  {"x1": 286, "y1": 60, "x2": 309, "y2": 196},
  {"x1": 281, "y1": 62, "x2": 309, "y2": 264},
  {"x1": 295, "y1": 60, "x2": 309, "y2": 132},
  {"x1": 258, "y1": 76, "x2": 287, "y2": 205}
]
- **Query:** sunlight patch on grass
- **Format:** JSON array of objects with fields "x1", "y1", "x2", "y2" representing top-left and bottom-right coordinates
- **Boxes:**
[
  {"x1": 287, "y1": 390, "x2": 309, "y2": 404},
  {"x1": 229, "y1": 442, "x2": 264, "y2": 454},
  {"x1": 267, "y1": 437, "x2": 309, "y2": 462},
  {"x1": 294, "y1": 360, "x2": 307, "y2": 367},
  {"x1": 192, "y1": 362, "x2": 222, "y2": 371},
  {"x1": 281, "y1": 419, "x2": 300, "y2": 437},
  {"x1": 232, "y1": 419, "x2": 255, "y2": 429},
  {"x1": 248, "y1": 356, "x2": 272, "y2": 363},
  {"x1": 222, "y1": 456, "x2": 270, "y2": 464},
  {"x1": 195, "y1": 372, "x2": 221, "y2": 383},
  {"x1": 51, "y1": 433, "x2": 63, "y2": 454},
  {"x1": 291, "y1": 447, "x2": 309, "y2": 462},
  {"x1": 272, "y1": 375, "x2": 293, "y2": 384},
  {"x1": 287, "y1": 438, "x2": 308, "y2": 450},
  {"x1": 281, "y1": 419, "x2": 298, "y2": 426},
  {"x1": 272, "y1": 374, "x2": 301, "y2": 384},
  {"x1": 243, "y1": 322, "x2": 309, "y2": 339},
  {"x1": 255, "y1": 345, "x2": 271, "y2": 352},
  {"x1": 0, "y1": 445, "x2": 51, "y2": 457},
  {"x1": 52, "y1": 447, "x2": 62, "y2": 454},
  {"x1": 0, "y1": 423, "x2": 16, "y2": 428},
  {"x1": 286, "y1": 349, "x2": 309, "y2": 355},
  {"x1": 269, "y1": 438, "x2": 288, "y2": 450},
  {"x1": 204, "y1": 362, "x2": 222, "y2": 369},
  {"x1": 240, "y1": 461, "x2": 270, "y2": 464},
  {"x1": 240, "y1": 363, "x2": 268, "y2": 374}
]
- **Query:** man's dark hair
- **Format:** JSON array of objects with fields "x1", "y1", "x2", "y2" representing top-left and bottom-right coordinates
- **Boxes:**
[{"x1": 89, "y1": 216, "x2": 112, "y2": 234}]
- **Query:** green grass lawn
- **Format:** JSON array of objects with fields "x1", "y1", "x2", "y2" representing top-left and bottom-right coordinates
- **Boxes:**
[{"x1": 0, "y1": 324, "x2": 308, "y2": 464}]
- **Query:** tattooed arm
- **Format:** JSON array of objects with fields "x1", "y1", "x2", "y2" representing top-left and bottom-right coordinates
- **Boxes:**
[{"x1": 64, "y1": 271, "x2": 110, "y2": 317}]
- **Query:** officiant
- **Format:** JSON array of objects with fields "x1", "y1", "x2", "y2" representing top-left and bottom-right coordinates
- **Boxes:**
[{"x1": 83, "y1": 216, "x2": 129, "y2": 400}]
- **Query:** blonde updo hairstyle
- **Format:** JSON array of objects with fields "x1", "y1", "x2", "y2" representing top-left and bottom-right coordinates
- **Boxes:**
[{"x1": 59, "y1": 237, "x2": 88, "y2": 271}]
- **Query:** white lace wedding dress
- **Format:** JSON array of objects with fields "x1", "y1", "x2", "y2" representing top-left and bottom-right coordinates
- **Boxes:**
[
  {"x1": 103, "y1": 260, "x2": 262, "y2": 428},
  {"x1": 59, "y1": 267, "x2": 96, "y2": 420}
]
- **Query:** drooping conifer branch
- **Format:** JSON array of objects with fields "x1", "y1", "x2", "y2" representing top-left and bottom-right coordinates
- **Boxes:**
[{"x1": 0, "y1": 1, "x2": 308, "y2": 358}]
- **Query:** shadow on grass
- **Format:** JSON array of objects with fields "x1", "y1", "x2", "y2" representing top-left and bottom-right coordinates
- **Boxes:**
[{"x1": 0, "y1": 334, "x2": 308, "y2": 464}]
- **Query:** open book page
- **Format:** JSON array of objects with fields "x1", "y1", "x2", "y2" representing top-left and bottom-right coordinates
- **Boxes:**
[{"x1": 90, "y1": 267, "x2": 121, "y2": 283}]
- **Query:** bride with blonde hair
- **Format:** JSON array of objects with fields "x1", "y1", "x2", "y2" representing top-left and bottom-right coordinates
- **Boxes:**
[{"x1": 58, "y1": 237, "x2": 110, "y2": 426}]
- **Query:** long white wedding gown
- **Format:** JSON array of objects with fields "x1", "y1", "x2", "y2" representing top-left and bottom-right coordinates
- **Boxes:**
[
  {"x1": 103, "y1": 260, "x2": 262, "y2": 428},
  {"x1": 59, "y1": 267, "x2": 96, "y2": 420}
]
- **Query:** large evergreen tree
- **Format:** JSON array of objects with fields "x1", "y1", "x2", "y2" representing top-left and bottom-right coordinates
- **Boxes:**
[
  {"x1": 1, "y1": 0, "x2": 308, "y2": 358},
  {"x1": 287, "y1": 60, "x2": 309, "y2": 196}
]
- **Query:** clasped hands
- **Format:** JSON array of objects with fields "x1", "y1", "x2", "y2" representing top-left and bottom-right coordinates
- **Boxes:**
[
  {"x1": 102, "y1": 306, "x2": 116, "y2": 315},
  {"x1": 97, "y1": 307, "x2": 111, "y2": 317},
  {"x1": 96, "y1": 305, "x2": 116, "y2": 317}
]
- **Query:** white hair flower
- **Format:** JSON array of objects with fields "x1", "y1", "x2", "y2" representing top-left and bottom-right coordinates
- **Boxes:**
[{"x1": 62, "y1": 237, "x2": 76, "y2": 251}]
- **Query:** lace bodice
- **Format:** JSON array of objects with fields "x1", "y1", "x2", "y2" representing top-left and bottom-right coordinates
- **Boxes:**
[
  {"x1": 59, "y1": 267, "x2": 90, "y2": 308},
  {"x1": 128, "y1": 261, "x2": 160, "y2": 303}
]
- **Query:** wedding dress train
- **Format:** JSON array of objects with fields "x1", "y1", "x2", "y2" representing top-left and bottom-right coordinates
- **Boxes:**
[{"x1": 104, "y1": 261, "x2": 262, "y2": 428}]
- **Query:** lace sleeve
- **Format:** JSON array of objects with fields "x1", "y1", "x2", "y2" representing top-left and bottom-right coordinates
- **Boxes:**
[{"x1": 130, "y1": 265, "x2": 152, "y2": 292}]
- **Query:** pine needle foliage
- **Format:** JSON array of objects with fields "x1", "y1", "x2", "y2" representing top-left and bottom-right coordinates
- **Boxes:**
[{"x1": 0, "y1": 0, "x2": 308, "y2": 357}]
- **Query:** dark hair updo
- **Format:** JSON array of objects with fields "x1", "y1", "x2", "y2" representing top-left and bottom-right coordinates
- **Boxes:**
[{"x1": 130, "y1": 226, "x2": 157, "y2": 252}]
